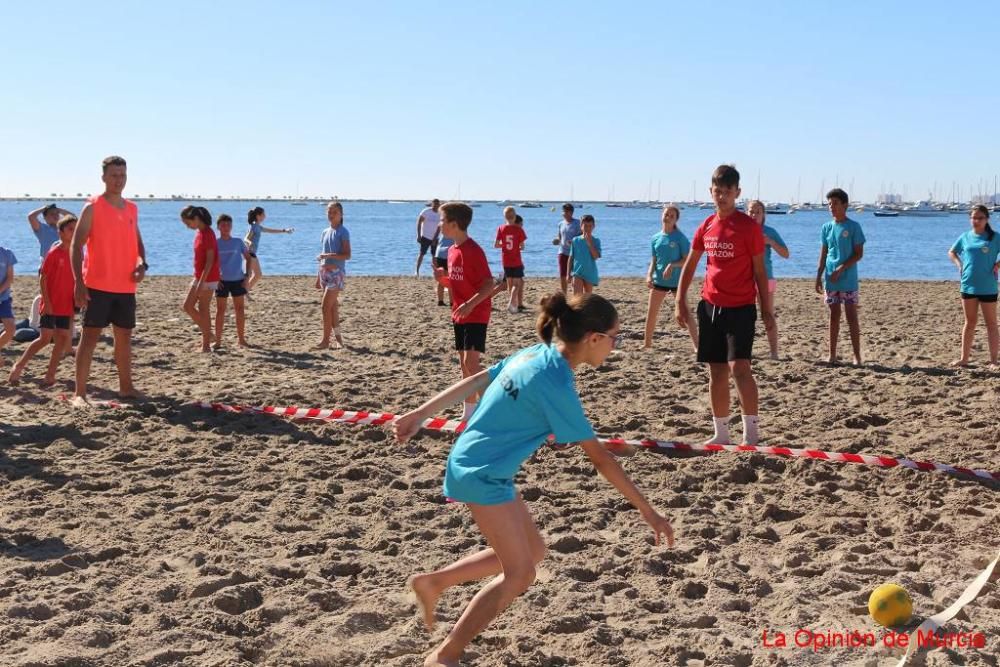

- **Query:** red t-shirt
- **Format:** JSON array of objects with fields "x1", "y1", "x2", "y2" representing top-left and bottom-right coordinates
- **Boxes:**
[
  {"x1": 194, "y1": 227, "x2": 222, "y2": 282},
  {"x1": 692, "y1": 211, "x2": 765, "y2": 307},
  {"x1": 447, "y1": 238, "x2": 493, "y2": 324},
  {"x1": 495, "y1": 224, "x2": 527, "y2": 268},
  {"x1": 40, "y1": 243, "x2": 75, "y2": 317}
]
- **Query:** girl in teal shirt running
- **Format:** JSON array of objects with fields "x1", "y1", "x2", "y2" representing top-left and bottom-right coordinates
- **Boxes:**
[{"x1": 394, "y1": 292, "x2": 673, "y2": 667}]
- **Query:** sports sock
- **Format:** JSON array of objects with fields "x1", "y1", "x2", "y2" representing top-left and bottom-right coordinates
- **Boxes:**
[
  {"x1": 706, "y1": 416, "x2": 730, "y2": 444},
  {"x1": 742, "y1": 414, "x2": 759, "y2": 445}
]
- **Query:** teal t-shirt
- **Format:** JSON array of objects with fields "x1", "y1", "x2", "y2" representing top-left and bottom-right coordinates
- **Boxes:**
[
  {"x1": 762, "y1": 224, "x2": 786, "y2": 280},
  {"x1": 569, "y1": 235, "x2": 602, "y2": 286},
  {"x1": 951, "y1": 230, "x2": 1000, "y2": 295},
  {"x1": 444, "y1": 343, "x2": 595, "y2": 490},
  {"x1": 821, "y1": 218, "x2": 866, "y2": 291},
  {"x1": 651, "y1": 230, "x2": 689, "y2": 288},
  {"x1": 0, "y1": 247, "x2": 16, "y2": 301}
]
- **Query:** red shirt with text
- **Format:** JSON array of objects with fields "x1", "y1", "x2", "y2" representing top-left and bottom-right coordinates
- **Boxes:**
[
  {"x1": 692, "y1": 211, "x2": 765, "y2": 307},
  {"x1": 447, "y1": 238, "x2": 493, "y2": 324}
]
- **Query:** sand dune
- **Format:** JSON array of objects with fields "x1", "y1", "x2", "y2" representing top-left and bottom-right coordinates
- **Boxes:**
[{"x1": 1, "y1": 276, "x2": 997, "y2": 666}]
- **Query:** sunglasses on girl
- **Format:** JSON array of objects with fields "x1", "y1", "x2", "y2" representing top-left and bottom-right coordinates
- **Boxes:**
[{"x1": 594, "y1": 331, "x2": 624, "y2": 348}]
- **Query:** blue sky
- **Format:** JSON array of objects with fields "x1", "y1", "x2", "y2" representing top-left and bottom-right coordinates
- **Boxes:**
[{"x1": 2, "y1": 1, "x2": 998, "y2": 203}]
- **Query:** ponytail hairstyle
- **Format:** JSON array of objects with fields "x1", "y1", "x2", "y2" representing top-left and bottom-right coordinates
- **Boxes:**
[
  {"x1": 536, "y1": 292, "x2": 618, "y2": 345},
  {"x1": 181, "y1": 205, "x2": 213, "y2": 228},
  {"x1": 972, "y1": 204, "x2": 994, "y2": 241},
  {"x1": 514, "y1": 214, "x2": 524, "y2": 226},
  {"x1": 248, "y1": 206, "x2": 265, "y2": 225}
]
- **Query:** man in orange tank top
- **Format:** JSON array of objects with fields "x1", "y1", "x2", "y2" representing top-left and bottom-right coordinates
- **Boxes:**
[{"x1": 70, "y1": 156, "x2": 148, "y2": 404}]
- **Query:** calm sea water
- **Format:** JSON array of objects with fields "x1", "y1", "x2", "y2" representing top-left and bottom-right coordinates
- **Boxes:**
[{"x1": 0, "y1": 199, "x2": 976, "y2": 281}]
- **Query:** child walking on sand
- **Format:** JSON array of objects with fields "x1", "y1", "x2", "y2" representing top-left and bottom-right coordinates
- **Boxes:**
[
  {"x1": 0, "y1": 244, "x2": 16, "y2": 363},
  {"x1": 675, "y1": 165, "x2": 772, "y2": 445},
  {"x1": 433, "y1": 202, "x2": 495, "y2": 422},
  {"x1": 181, "y1": 206, "x2": 219, "y2": 353},
  {"x1": 948, "y1": 204, "x2": 1000, "y2": 366},
  {"x1": 644, "y1": 205, "x2": 697, "y2": 350},
  {"x1": 747, "y1": 200, "x2": 789, "y2": 359},
  {"x1": 815, "y1": 188, "x2": 866, "y2": 365},
  {"x1": 316, "y1": 201, "x2": 351, "y2": 349},
  {"x1": 8, "y1": 216, "x2": 75, "y2": 385},
  {"x1": 245, "y1": 206, "x2": 293, "y2": 291},
  {"x1": 494, "y1": 206, "x2": 527, "y2": 313},
  {"x1": 214, "y1": 214, "x2": 252, "y2": 349},
  {"x1": 568, "y1": 214, "x2": 601, "y2": 295},
  {"x1": 394, "y1": 292, "x2": 673, "y2": 667}
]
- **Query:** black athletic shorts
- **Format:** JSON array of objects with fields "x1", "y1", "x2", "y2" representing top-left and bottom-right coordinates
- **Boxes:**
[
  {"x1": 453, "y1": 322, "x2": 487, "y2": 353},
  {"x1": 652, "y1": 284, "x2": 678, "y2": 294},
  {"x1": 83, "y1": 289, "x2": 136, "y2": 329},
  {"x1": 216, "y1": 280, "x2": 248, "y2": 298},
  {"x1": 504, "y1": 266, "x2": 525, "y2": 279},
  {"x1": 419, "y1": 237, "x2": 435, "y2": 253},
  {"x1": 40, "y1": 314, "x2": 71, "y2": 330},
  {"x1": 434, "y1": 256, "x2": 448, "y2": 270},
  {"x1": 696, "y1": 300, "x2": 756, "y2": 363},
  {"x1": 961, "y1": 292, "x2": 998, "y2": 303}
]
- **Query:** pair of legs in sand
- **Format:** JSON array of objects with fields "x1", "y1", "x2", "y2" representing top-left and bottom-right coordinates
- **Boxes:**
[
  {"x1": 74, "y1": 325, "x2": 138, "y2": 404},
  {"x1": 410, "y1": 495, "x2": 545, "y2": 667},
  {"x1": 643, "y1": 286, "x2": 697, "y2": 351},
  {"x1": 8, "y1": 321, "x2": 72, "y2": 386},
  {"x1": 214, "y1": 286, "x2": 249, "y2": 350},
  {"x1": 955, "y1": 296, "x2": 999, "y2": 366},
  {"x1": 826, "y1": 299, "x2": 862, "y2": 365},
  {"x1": 571, "y1": 276, "x2": 592, "y2": 296},
  {"x1": 316, "y1": 275, "x2": 344, "y2": 349},
  {"x1": 183, "y1": 282, "x2": 215, "y2": 352}
]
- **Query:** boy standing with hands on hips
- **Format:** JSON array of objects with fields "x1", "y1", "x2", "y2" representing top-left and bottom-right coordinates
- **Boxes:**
[{"x1": 675, "y1": 165, "x2": 772, "y2": 445}]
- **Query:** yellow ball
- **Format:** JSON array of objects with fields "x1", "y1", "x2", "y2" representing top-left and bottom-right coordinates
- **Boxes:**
[{"x1": 868, "y1": 583, "x2": 913, "y2": 627}]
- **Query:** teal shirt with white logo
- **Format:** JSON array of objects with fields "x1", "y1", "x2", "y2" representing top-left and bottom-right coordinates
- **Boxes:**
[
  {"x1": 762, "y1": 224, "x2": 786, "y2": 280},
  {"x1": 821, "y1": 218, "x2": 865, "y2": 291},
  {"x1": 951, "y1": 230, "x2": 1000, "y2": 295},
  {"x1": 569, "y1": 235, "x2": 601, "y2": 286},
  {"x1": 651, "y1": 230, "x2": 689, "y2": 288}
]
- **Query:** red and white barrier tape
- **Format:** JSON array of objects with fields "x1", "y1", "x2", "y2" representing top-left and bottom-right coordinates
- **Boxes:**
[{"x1": 194, "y1": 401, "x2": 999, "y2": 483}]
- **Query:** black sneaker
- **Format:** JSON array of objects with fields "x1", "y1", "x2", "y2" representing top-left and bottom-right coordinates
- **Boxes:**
[
  {"x1": 438, "y1": 300, "x2": 446, "y2": 307},
  {"x1": 517, "y1": 305, "x2": 526, "y2": 312}
]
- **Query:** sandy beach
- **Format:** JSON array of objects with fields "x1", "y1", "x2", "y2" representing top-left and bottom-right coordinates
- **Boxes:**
[{"x1": 0, "y1": 275, "x2": 997, "y2": 667}]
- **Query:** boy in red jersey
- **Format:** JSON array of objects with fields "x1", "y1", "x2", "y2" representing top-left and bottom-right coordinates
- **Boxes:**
[
  {"x1": 9, "y1": 215, "x2": 78, "y2": 386},
  {"x1": 494, "y1": 206, "x2": 527, "y2": 314},
  {"x1": 435, "y1": 202, "x2": 496, "y2": 422},
  {"x1": 675, "y1": 165, "x2": 772, "y2": 445}
]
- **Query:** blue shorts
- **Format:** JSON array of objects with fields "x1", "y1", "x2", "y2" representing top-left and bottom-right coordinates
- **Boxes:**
[
  {"x1": 443, "y1": 460, "x2": 515, "y2": 506},
  {"x1": 0, "y1": 298, "x2": 13, "y2": 320}
]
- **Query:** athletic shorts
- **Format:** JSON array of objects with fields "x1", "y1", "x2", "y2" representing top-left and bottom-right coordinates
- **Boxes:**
[
  {"x1": 961, "y1": 292, "x2": 998, "y2": 303},
  {"x1": 83, "y1": 289, "x2": 136, "y2": 329},
  {"x1": 444, "y1": 460, "x2": 515, "y2": 505},
  {"x1": 216, "y1": 280, "x2": 247, "y2": 298},
  {"x1": 557, "y1": 253, "x2": 570, "y2": 277},
  {"x1": 768, "y1": 279, "x2": 777, "y2": 294},
  {"x1": 504, "y1": 266, "x2": 524, "y2": 279},
  {"x1": 319, "y1": 267, "x2": 345, "y2": 291},
  {"x1": 191, "y1": 279, "x2": 218, "y2": 292},
  {"x1": 434, "y1": 256, "x2": 448, "y2": 270},
  {"x1": 40, "y1": 314, "x2": 71, "y2": 330},
  {"x1": 825, "y1": 290, "x2": 859, "y2": 305},
  {"x1": 0, "y1": 298, "x2": 12, "y2": 320},
  {"x1": 418, "y1": 237, "x2": 435, "y2": 253},
  {"x1": 652, "y1": 284, "x2": 678, "y2": 294},
  {"x1": 696, "y1": 300, "x2": 756, "y2": 363},
  {"x1": 453, "y1": 322, "x2": 487, "y2": 352}
]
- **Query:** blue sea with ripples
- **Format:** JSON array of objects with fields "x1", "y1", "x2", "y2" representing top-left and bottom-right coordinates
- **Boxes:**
[{"x1": 0, "y1": 199, "x2": 977, "y2": 282}]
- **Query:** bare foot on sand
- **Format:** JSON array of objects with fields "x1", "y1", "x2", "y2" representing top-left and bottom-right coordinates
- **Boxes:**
[
  {"x1": 952, "y1": 359, "x2": 970, "y2": 367},
  {"x1": 314, "y1": 340, "x2": 330, "y2": 350},
  {"x1": 71, "y1": 395, "x2": 91, "y2": 408},
  {"x1": 118, "y1": 388, "x2": 145, "y2": 400},
  {"x1": 423, "y1": 652, "x2": 459, "y2": 667},
  {"x1": 408, "y1": 574, "x2": 441, "y2": 631},
  {"x1": 41, "y1": 376, "x2": 57, "y2": 387},
  {"x1": 7, "y1": 365, "x2": 23, "y2": 385}
]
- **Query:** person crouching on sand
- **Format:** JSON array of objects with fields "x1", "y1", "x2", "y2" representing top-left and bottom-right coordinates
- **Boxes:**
[{"x1": 394, "y1": 292, "x2": 673, "y2": 667}]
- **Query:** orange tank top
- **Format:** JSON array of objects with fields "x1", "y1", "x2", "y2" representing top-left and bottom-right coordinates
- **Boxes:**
[{"x1": 82, "y1": 195, "x2": 139, "y2": 293}]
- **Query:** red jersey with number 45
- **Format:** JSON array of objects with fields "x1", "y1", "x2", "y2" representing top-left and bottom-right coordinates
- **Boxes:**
[
  {"x1": 495, "y1": 224, "x2": 527, "y2": 268},
  {"x1": 692, "y1": 211, "x2": 765, "y2": 308},
  {"x1": 447, "y1": 238, "x2": 493, "y2": 325}
]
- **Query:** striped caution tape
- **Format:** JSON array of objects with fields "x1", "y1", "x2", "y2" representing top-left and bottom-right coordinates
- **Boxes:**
[{"x1": 194, "y1": 401, "x2": 999, "y2": 483}]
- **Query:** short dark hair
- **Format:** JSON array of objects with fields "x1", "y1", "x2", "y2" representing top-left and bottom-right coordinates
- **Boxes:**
[
  {"x1": 440, "y1": 202, "x2": 473, "y2": 231},
  {"x1": 43, "y1": 204, "x2": 58, "y2": 215},
  {"x1": 180, "y1": 205, "x2": 213, "y2": 228},
  {"x1": 562, "y1": 203, "x2": 575, "y2": 212},
  {"x1": 57, "y1": 214, "x2": 78, "y2": 231},
  {"x1": 826, "y1": 188, "x2": 849, "y2": 205},
  {"x1": 217, "y1": 214, "x2": 233, "y2": 225},
  {"x1": 581, "y1": 214, "x2": 595, "y2": 224},
  {"x1": 711, "y1": 164, "x2": 740, "y2": 189},
  {"x1": 102, "y1": 155, "x2": 127, "y2": 173}
]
